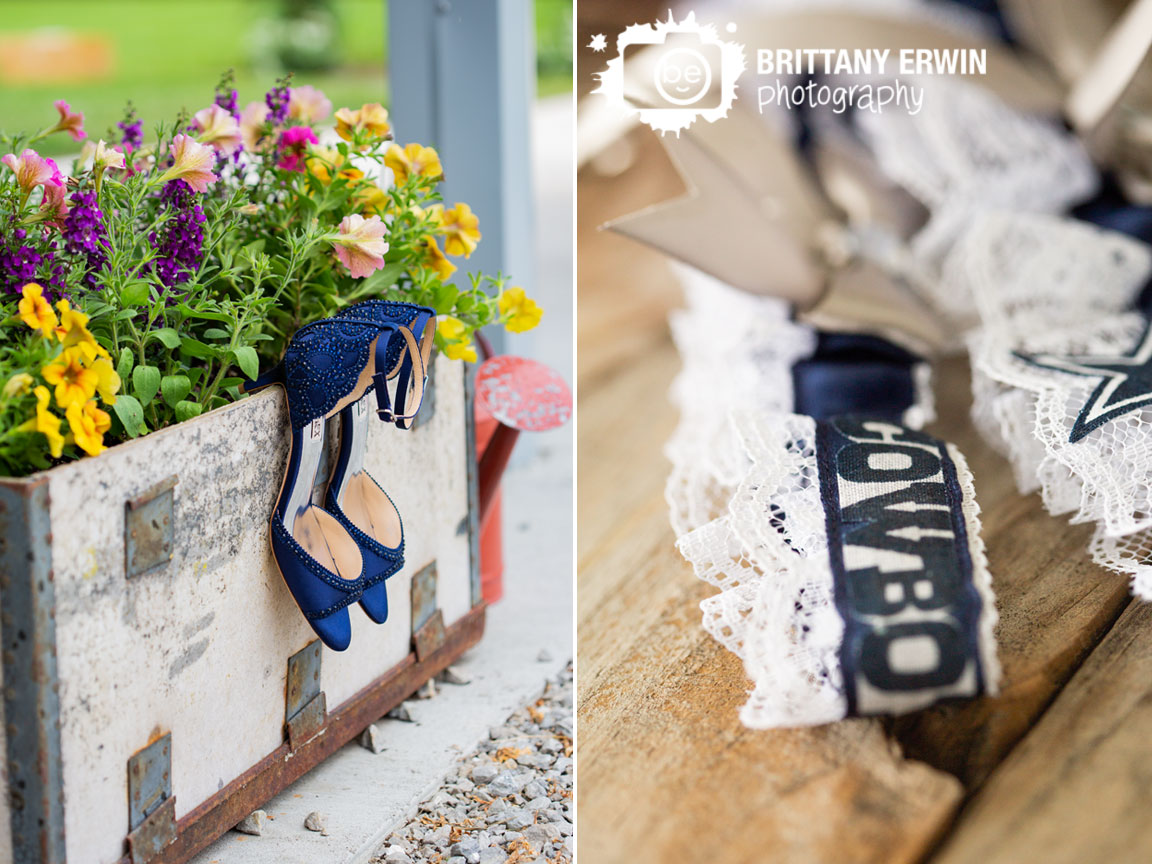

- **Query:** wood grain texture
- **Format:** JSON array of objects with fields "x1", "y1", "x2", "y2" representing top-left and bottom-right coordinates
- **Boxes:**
[{"x1": 933, "y1": 600, "x2": 1152, "y2": 864}]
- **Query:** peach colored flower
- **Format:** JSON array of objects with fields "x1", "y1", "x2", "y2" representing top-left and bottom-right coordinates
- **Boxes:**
[
  {"x1": 193, "y1": 104, "x2": 242, "y2": 155},
  {"x1": 155, "y1": 134, "x2": 218, "y2": 193},
  {"x1": 331, "y1": 214, "x2": 390, "y2": 278},
  {"x1": 40, "y1": 180, "x2": 69, "y2": 222},
  {"x1": 52, "y1": 100, "x2": 85, "y2": 141},
  {"x1": 289, "y1": 85, "x2": 333, "y2": 123},
  {"x1": 2, "y1": 149, "x2": 59, "y2": 193},
  {"x1": 239, "y1": 101, "x2": 271, "y2": 151}
]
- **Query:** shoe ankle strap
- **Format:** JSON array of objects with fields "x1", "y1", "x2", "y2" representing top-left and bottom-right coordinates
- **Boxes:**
[{"x1": 372, "y1": 323, "x2": 426, "y2": 426}]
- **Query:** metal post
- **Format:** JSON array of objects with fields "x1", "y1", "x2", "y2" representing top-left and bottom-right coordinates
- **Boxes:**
[{"x1": 388, "y1": 0, "x2": 537, "y2": 355}]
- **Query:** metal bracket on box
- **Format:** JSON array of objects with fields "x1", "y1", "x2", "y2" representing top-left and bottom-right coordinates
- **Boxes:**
[
  {"x1": 285, "y1": 640, "x2": 327, "y2": 750},
  {"x1": 125, "y1": 476, "x2": 177, "y2": 579},
  {"x1": 411, "y1": 561, "x2": 446, "y2": 660},
  {"x1": 126, "y1": 733, "x2": 176, "y2": 864}
]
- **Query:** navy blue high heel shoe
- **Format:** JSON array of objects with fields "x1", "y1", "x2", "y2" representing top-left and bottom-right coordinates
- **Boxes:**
[
  {"x1": 324, "y1": 302, "x2": 436, "y2": 624},
  {"x1": 244, "y1": 315, "x2": 411, "y2": 650}
]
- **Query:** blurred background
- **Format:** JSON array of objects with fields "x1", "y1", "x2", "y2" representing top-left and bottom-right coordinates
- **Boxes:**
[{"x1": 0, "y1": 0, "x2": 572, "y2": 157}]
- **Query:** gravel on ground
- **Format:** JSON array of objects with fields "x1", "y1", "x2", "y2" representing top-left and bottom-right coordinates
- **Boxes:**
[{"x1": 372, "y1": 663, "x2": 574, "y2": 864}]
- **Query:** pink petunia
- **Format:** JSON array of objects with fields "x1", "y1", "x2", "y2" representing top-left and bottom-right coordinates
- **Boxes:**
[
  {"x1": 331, "y1": 214, "x2": 389, "y2": 278},
  {"x1": 41, "y1": 180, "x2": 69, "y2": 223},
  {"x1": 52, "y1": 100, "x2": 85, "y2": 142},
  {"x1": 239, "y1": 101, "x2": 271, "y2": 151},
  {"x1": 156, "y1": 134, "x2": 218, "y2": 193},
  {"x1": 277, "y1": 126, "x2": 319, "y2": 172},
  {"x1": 193, "y1": 104, "x2": 242, "y2": 156},
  {"x1": 288, "y1": 85, "x2": 333, "y2": 123},
  {"x1": 1, "y1": 149, "x2": 59, "y2": 193}
]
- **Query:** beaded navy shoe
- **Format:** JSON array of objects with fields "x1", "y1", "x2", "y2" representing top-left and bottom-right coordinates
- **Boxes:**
[
  {"x1": 244, "y1": 314, "x2": 413, "y2": 650},
  {"x1": 325, "y1": 301, "x2": 436, "y2": 623}
]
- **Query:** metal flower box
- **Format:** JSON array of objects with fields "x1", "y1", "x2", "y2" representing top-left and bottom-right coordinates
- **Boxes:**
[{"x1": 0, "y1": 354, "x2": 483, "y2": 864}]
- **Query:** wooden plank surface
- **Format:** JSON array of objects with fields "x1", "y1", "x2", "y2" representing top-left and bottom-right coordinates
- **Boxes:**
[{"x1": 576, "y1": 125, "x2": 1151, "y2": 863}]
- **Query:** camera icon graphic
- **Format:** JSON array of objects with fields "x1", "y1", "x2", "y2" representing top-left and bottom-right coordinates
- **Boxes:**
[{"x1": 595, "y1": 12, "x2": 745, "y2": 134}]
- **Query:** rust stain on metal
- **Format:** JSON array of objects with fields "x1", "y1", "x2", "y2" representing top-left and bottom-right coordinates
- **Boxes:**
[
  {"x1": 111, "y1": 605, "x2": 486, "y2": 864},
  {"x1": 413, "y1": 609, "x2": 447, "y2": 661},
  {"x1": 285, "y1": 640, "x2": 325, "y2": 750},
  {"x1": 128, "y1": 733, "x2": 172, "y2": 830},
  {"x1": 125, "y1": 476, "x2": 178, "y2": 579},
  {"x1": 410, "y1": 561, "x2": 439, "y2": 633},
  {"x1": 127, "y1": 794, "x2": 176, "y2": 864},
  {"x1": 286, "y1": 692, "x2": 327, "y2": 750}
]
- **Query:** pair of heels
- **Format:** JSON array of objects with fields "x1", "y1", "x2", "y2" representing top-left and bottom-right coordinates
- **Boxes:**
[{"x1": 244, "y1": 301, "x2": 437, "y2": 651}]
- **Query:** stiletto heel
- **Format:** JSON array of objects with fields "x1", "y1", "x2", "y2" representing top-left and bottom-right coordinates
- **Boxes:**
[
  {"x1": 324, "y1": 302, "x2": 437, "y2": 623},
  {"x1": 258, "y1": 316, "x2": 405, "y2": 650}
]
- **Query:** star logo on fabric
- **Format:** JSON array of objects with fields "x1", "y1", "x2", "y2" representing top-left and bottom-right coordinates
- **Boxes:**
[{"x1": 1015, "y1": 320, "x2": 1152, "y2": 442}]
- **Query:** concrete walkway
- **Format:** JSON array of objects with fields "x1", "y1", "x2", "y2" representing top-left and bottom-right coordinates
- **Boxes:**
[{"x1": 191, "y1": 94, "x2": 573, "y2": 864}]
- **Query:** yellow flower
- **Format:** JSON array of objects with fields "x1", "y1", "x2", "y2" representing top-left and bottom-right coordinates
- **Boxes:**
[
  {"x1": 65, "y1": 400, "x2": 111, "y2": 457},
  {"x1": 432, "y1": 202, "x2": 481, "y2": 257},
  {"x1": 18, "y1": 283, "x2": 58, "y2": 335},
  {"x1": 421, "y1": 236, "x2": 457, "y2": 280},
  {"x1": 16, "y1": 386, "x2": 64, "y2": 458},
  {"x1": 353, "y1": 181, "x2": 388, "y2": 216},
  {"x1": 305, "y1": 146, "x2": 357, "y2": 184},
  {"x1": 3, "y1": 372, "x2": 33, "y2": 398},
  {"x1": 42, "y1": 346, "x2": 98, "y2": 410},
  {"x1": 90, "y1": 356, "x2": 120, "y2": 404},
  {"x1": 437, "y1": 317, "x2": 478, "y2": 363},
  {"x1": 55, "y1": 299, "x2": 107, "y2": 357},
  {"x1": 385, "y1": 143, "x2": 443, "y2": 184},
  {"x1": 335, "y1": 103, "x2": 391, "y2": 143},
  {"x1": 498, "y1": 286, "x2": 543, "y2": 333}
]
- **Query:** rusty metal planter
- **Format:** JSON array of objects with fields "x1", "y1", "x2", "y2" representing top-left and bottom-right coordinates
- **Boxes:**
[{"x1": 0, "y1": 354, "x2": 482, "y2": 864}]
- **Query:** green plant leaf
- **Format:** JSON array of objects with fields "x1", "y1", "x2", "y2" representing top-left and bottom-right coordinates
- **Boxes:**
[
  {"x1": 174, "y1": 303, "x2": 231, "y2": 323},
  {"x1": 132, "y1": 365, "x2": 161, "y2": 406},
  {"x1": 122, "y1": 282, "x2": 151, "y2": 306},
  {"x1": 179, "y1": 337, "x2": 217, "y2": 360},
  {"x1": 431, "y1": 282, "x2": 459, "y2": 314},
  {"x1": 203, "y1": 328, "x2": 231, "y2": 340},
  {"x1": 230, "y1": 346, "x2": 260, "y2": 381},
  {"x1": 146, "y1": 328, "x2": 182, "y2": 350},
  {"x1": 161, "y1": 374, "x2": 192, "y2": 408},
  {"x1": 111, "y1": 394, "x2": 144, "y2": 439},
  {"x1": 174, "y1": 400, "x2": 203, "y2": 422},
  {"x1": 116, "y1": 347, "x2": 135, "y2": 383}
]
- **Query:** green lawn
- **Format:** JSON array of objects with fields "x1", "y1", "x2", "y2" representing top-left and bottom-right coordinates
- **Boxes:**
[{"x1": 1, "y1": 0, "x2": 571, "y2": 155}]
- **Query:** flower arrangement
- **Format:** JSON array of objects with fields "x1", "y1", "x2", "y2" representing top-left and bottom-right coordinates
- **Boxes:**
[{"x1": 0, "y1": 73, "x2": 542, "y2": 477}]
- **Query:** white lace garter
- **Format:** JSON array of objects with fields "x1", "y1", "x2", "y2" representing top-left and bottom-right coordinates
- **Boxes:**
[{"x1": 960, "y1": 212, "x2": 1152, "y2": 597}]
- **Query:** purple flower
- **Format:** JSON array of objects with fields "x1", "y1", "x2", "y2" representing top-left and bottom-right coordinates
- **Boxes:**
[
  {"x1": 265, "y1": 80, "x2": 291, "y2": 126},
  {"x1": 0, "y1": 226, "x2": 68, "y2": 299},
  {"x1": 215, "y1": 87, "x2": 239, "y2": 118},
  {"x1": 62, "y1": 190, "x2": 109, "y2": 290},
  {"x1": 119, "y1": 118, "x2": 143, "y2": 150},
  {"x1": 150, "y1": 180, "x2": 206, "y2": 288}
]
